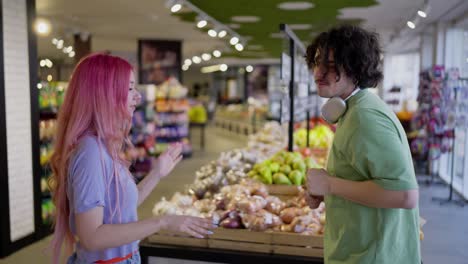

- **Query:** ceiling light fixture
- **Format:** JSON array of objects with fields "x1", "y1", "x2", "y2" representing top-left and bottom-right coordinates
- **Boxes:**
[
  {"x1": 230, "y1": 37, "x2": 239, "y2": 45},
  {"x1": 235, "y1": 43, "x2": 244, "y2": 51},
  {"x1": 213, "y1": 50, "x2": 222, "y2": 57},
  {"x1": 182, "y1": 65, "x2": 189, "y2": 71},
  {"x1": 40, "y1": 60, "x2": 46, "y2": 67},
  {"x1": 218, "y1": 30, "x2": 227, "y2": 38},
  {"x1": 69, "y1": 51, "x2": 75, "y2": 58},
  {"x1": 184, "y1": 59, "x2": 192, "y2": 66},
  {"x1": 192, "y1": 56, "x2": 202, "y2": 64},
  {"x1": 208, "y1": 29, "x2": 217, "y2": 37},
  {"x1": 202, "y1": 53, "x2": 212, "y2": 61},
  {"x1": 417, "y1": 10, "x2": 427, "y2": 18},
  {"x1": 407, "y1": 21, "x2": 416, "y2": 29},
  {"x1": 197, "y1": 20, "x2": 208, "y2": 28},
  {"x1": 246, "y1": 65, "x2": 254, "y2": 72},
  {"x1": 220, "y1": 64, "x2": 228, "y2": 72},
  {"x1": 171, "y1": 3, "x2": 182, "y2": 13},
  {"x1": 34, "y1": 18, "x2": 51, "y2": 36}
]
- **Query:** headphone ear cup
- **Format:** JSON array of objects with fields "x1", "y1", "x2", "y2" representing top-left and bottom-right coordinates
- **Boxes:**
[{"x1": 321, "y1": 97, "x2": 347, "y2": 124}]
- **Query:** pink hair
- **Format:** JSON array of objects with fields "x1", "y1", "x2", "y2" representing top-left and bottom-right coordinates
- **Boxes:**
[{"x1": 49, "y1": 53, "x2": 133, "y2": 263}]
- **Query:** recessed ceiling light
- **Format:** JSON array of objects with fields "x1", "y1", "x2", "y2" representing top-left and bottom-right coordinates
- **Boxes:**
[
  {"x1": 417, "y1": 10, "x2": 427, "y2": 18},
  {"x1": 247, "y1": 45, "x2": 263, "y2": 50},
  {"x1": 230, "y1": 37, "x2": 239, "y2": 45},
  {"x1": 182, "y1": 65, "x2": 189, "y2": 71},
  {"x1": 246, "y1": 65, "x2": 254, "y2": 72},
  {"x1": 34, "y1": 18, "x2": 51, "y2": 36},
  {"x1": 235, "y1": 43, "x2": 244, "y2": 51},
  {"x1": 231, "y1": 16, "x2": 260, "y2": 23},
  {"x1": 407, "y1": 21, "x2": 416, "y2": 29},
  {"x1": 270, "y1": 33, "x2": 284, "y2": 38},
  {"x1": 228, "y1": 23, "x2": 241, "y2": 29},
  {"x1": 277, "y1": 2, "x2": 314, "y2": 10},
  {"x1": 40, "y1": 60, "x2": 46, "y2": 67},
  {"x1": 68, "y1": 51, "x2": 75, "y2": 58},
  {"x1": 184, "y1": 59, "x2": 192, "y2": 66},
  {"x1": 220, "y1": 64, "x2": 228, "y2": 72},
  {"x1": 289, "y1": 24, "x2": 312, "y2": 30}
]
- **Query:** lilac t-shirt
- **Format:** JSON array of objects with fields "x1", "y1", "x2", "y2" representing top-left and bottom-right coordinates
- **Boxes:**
[{"x1": 67, "y1": 136, "x2": 139, "y2": 262}]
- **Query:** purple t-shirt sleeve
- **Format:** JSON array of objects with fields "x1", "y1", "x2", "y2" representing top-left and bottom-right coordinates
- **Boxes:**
[{"x1": 69, "y1": 138, "x2": 106, "y2": 214}]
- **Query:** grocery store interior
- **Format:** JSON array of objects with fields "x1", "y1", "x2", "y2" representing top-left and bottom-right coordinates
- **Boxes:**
[{"x1": 1, "y1": 0, "x2": 468, "y2": 263}]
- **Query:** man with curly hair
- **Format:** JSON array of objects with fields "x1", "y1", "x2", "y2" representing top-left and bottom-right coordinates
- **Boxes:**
[{"x1": 305, "y1": 25, "x2": 421, "y2": 263}]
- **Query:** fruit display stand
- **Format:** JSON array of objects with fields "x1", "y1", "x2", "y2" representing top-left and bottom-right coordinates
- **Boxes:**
[{"x1": 214, "y1": 104, "x2": 267, "y2": 136}]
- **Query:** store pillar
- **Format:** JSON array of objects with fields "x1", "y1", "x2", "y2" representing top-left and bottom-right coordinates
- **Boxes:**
[
  {"x1": 0, "y1": 0, "x2": 41, "y2": 258},
  {"x1": 74, "y1": 32, "x2": 92, "y2": 63}
]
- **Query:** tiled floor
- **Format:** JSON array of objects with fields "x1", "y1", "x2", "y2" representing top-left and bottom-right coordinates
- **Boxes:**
[{"x1": 1, "y1": 127, "x2": 467, "y2": 263}]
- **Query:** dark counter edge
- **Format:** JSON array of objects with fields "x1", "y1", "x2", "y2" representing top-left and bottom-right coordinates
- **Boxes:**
[{"x1": 139, "y1": 240, "x2": 324, "y2": 264}]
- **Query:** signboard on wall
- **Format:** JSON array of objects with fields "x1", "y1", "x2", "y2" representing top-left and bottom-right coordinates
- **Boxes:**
[{"x1": 138, "y1": 40, "x2": 182, "y2": 85}]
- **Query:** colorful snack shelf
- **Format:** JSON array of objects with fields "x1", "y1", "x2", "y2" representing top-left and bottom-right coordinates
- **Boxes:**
[
  {"x1": 38, "y1": 81, "x2": 67, "y2": 226},
  {"x1": 129, "y1": 79, "x2": 192, "y2": 180}
]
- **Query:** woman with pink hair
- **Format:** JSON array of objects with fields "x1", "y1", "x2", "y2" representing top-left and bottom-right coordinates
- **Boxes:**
[{"x1": 49, "y1": 53, "x2": 213, "y2": 264}]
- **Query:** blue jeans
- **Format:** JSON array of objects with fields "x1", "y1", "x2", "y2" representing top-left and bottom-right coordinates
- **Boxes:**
[{"x1": 67, "y1": 252, "x2": 141, "y2": 264}]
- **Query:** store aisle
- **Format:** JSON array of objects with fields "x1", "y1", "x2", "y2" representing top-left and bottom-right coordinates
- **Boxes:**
[
  {"x1": 418, "y1": 179, "x2": 468, "y2": 264},
  {"x1": 0, "y1": 127, "x2": 467, "y2": 263}
]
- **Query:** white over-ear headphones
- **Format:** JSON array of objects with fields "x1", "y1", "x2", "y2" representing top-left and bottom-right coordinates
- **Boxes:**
[{"x1": 321, "y1": 88, "x2": 361, "y2": 124}]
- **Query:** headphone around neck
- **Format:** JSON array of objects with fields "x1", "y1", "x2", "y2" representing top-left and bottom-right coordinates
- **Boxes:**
[{"x1": 321, "y1": 88, "x2": 361, "y2": 124}]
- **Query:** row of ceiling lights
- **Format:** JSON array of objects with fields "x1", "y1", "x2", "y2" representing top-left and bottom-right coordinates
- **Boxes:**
[
  {"x1": 167, "y1": 0, "x2": 248, "y2": 70},
  {"x1": 52, "y1": 38, "x2": 75, "y2": 58},
  {"x1": 182, "y1": 49, "x2": 222, "y2": 71}
]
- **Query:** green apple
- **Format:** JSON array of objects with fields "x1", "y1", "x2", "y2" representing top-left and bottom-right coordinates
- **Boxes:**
[
  {"x1": 259, "y1": 167, "x2": 273, "y2": 184},
  {"x1": 273, "y1": 173, "x2": 292, "y2": 185},
  {"x1": 272, "y1": 156, "x2": 285, "y2": 164},
  {"x1": 304, "y1": 157, "x2": 320, "y2": 169},
  {"x1": 289, "y1": 170, "x2": 304, "y2": 186},
  {"x1": 253, "y1": 175, "x2": 266, "y2": 184},
  {"x1": 247, "y1": 170, "x2": 257, "y2": 178},
  {"x1": 269, "y1": 162, "x2": 280, "y2": 173},
  {"x1": 292, "y1": 160, "x2": 307, "y2": 173},
  {"x1": 280, "y1": 164, "x2": 292, "y2": 175}
]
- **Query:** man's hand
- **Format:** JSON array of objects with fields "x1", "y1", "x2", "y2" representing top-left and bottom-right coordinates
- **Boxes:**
[{"x1": 306, "y1": 168, "x2": 332, "y2": 196}]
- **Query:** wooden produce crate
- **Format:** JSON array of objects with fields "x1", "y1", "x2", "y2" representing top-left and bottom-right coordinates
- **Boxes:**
[{"x1": 148, "y1": 228, "x2": 324, "y2": 258}]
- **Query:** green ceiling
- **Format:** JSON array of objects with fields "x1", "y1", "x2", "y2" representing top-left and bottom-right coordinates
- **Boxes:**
[{"x1": 174, "y1": 0, "x2": 379, "y2": 58}]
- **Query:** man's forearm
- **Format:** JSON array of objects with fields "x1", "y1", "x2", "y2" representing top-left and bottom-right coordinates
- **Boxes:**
[{"x1": 328, "y1": 177, "x2": 418, "y2": 209}]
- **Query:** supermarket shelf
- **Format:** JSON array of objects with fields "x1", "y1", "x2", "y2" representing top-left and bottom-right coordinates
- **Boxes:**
[{"x1": 140, "y1": 241, "x2": 323, "y2": 264}]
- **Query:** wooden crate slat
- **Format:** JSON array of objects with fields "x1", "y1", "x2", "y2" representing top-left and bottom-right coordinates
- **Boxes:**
[
  {"x1": 271, "y1": 232, "x2": 323, "y2": 248},
  {"x1": 148, "y1": 234, "x2": 208, "y2": 248},
  {"x1": 273, "y1": 245, "x2": 324, "y2": 257},
  {"x1": 208, "y1": 239, "x2": 272, "y2": 253},
  {"x1": 210, "y1": 228, "x2": 272, "y2": 243}
]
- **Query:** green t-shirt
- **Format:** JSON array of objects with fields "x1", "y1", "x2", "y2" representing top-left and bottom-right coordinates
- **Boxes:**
[{"x1": 325, "y1": 89, "x2": 420, "y2": 264}]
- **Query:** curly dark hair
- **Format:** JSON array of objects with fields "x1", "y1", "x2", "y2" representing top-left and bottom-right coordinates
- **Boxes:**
[{"x1": 305, "y1": 25, "x2": 383, "y2": 88}]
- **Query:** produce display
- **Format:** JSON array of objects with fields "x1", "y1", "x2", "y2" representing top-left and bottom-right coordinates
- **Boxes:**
[
  {"x1": 294, "y1": 124, "x2": 334, "y2": 150},
  {"x1": 153, "y1": 179, "x2": 325, "y2": 236},
  {"x1": 247, "y1": 150, "x2": 321, "y2": 186}
]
